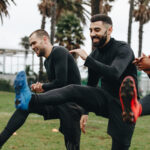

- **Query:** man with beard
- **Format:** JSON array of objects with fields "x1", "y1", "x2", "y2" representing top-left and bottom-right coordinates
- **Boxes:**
[
  {"x1": 0, "y1": 29, "x2": 86, "y2": 150},
  {"x1": 14, "y1": 14, "x2": 141, "y2": 150}
]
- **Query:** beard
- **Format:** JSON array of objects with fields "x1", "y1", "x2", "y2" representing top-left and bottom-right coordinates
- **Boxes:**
[
  {"x1": 38, "y1": 51, "x2": 45, "y2": 57},
  {"x1": 92, "y1": 31, "x2": 107, "y2": 48},
  {"x1": 37, "y1": 48, "x2": 45, "y2": 57}
]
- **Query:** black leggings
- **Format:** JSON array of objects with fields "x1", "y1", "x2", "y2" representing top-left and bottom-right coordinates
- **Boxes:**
[
  {"x1": 32, "y1": 84, "x2": 135, "y2": 149},
  {"x1": 112, "y1": 138, "x2": 130, "y2": 150},
  {"x1": 0, "y1": 106, "x2": 80, "y2": 150},
  {"x1": 140, "y1": 94, "x2": 150, "y2": 116}
]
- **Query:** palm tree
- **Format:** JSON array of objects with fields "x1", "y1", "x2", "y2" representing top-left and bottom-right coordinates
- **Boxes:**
[
  {"x1": 91, "y1": 0, "x2": 100, "y2": 15},
  {"x1": 55, "y1": 0, "x2": 90, "y2": 24},
  {"x1": 53, "y1": 0, "x2": 90, "y2": 48},
  {"x1": 38, "y1": 0, "x2": 51, "y2": 81},
  {"x1": 38, "y1": 0, "x2": 51, "y2": 29},
  {"x1": 55, "y1": 13, "x2": 85, "y2": 60},
  {"x1": 91, "y1": 0, "x2": 114, "y2": 15},
  {"x1": 128, "y1": 0, "x2": 135, "y2": 46},
  {"x1": 50, "y1": 0, "x2": 57, "y2": 45},
  {"x1": 133, "y1": 0, "x2": 150, "y2": 57},
  {"x1": 0, "y1": 0, "x2": 15, "y2": 23},
  {"x1": 20, "y1": 36, "x2": 30, "y2": 70}
]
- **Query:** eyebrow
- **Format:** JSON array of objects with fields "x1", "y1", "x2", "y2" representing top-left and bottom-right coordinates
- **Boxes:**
[{"x1": 89, "y1": 27, "x2": 101, "y2": 30}]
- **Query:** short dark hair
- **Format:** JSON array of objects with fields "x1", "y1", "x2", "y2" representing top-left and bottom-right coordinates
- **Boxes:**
[
  {"x1": 29, "y1": 29, "x2": 50, "y2": 39},
  {"x1": 91, "y1": 14, "x2": 113, "y2": 26}
]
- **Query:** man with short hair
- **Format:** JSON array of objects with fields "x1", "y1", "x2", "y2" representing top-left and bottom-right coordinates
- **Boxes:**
[
  {"x1": 0, "y1": 29, "x2": 85, "y2": 150},
  {"x1": 14, "y1": 14, "x2": 141, "y2": 150}
]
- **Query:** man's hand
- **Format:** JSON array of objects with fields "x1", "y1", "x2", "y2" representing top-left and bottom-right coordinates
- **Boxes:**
[
  {"x1": 31, "y1": 82, "x2": 44, "y2": 93},
  {"x1": 70, "y1": 49, "x2": 88, "y2": 60},
  {"x1": 136, "y1": 56, "x2": 150, "y2": 71},
  {"x1": 143, "y1": 70, "x2": 150, "y2": 75},
  {"x1": 133, "y1": 58, "x2": 142, "y2": 65},
  {"x1": 133, "y1": 53, "x2": 150, "y2": 70},
  {"x1": 133, "y1": 53, "x2": 146, "y2": 65},
  {"x1": 80, "y1": 115, "x2": 88, "y2": 134}
]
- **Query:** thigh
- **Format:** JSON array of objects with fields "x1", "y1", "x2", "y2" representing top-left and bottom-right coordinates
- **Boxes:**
[
  {"x1": 68, "y1": 85, "x2": 111, "y2": 115},
  {"x1": 139, "y1": 94, "x2": 150, "y2": 116}
]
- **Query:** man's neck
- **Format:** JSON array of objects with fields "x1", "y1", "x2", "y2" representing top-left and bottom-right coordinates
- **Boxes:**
[{"x1": 45, "y1": 44, "x2": 53, "y2": 58}]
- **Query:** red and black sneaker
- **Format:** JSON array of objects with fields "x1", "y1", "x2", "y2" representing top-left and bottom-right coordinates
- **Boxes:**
[{"x1": 119, "y1": 76, "x2": 142, "y2": 123}]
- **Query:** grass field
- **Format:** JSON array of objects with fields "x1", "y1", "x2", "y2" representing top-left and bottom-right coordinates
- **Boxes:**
[{"x1": 0, "y1": 91, "x2": 150, "y2": 150}]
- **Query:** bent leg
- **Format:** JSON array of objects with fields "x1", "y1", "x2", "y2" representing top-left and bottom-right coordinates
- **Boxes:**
[{"x1": 32, "y1": 85, "x2": 109, "y2": 114}]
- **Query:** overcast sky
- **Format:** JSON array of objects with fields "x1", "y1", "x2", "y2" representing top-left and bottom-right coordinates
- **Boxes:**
[{"x1": 0, "y1": 0, "x2": 150, "y2": 74}]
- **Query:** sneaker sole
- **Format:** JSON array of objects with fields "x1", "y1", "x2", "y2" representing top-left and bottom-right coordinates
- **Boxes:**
[
  {"x1": 120, "y1": 77, "x2": 134, "y2": 122},
  {"x1": 14, "y1": 71, "x2": 26, "y2": 108}
]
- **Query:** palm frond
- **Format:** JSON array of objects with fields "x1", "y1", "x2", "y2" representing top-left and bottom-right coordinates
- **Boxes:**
[{"x1": 0, "y1": 0, "x2": 16, "y2": 24}]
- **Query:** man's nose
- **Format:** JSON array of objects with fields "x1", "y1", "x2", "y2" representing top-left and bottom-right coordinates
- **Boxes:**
[
  {"x1": 32, "y1": 45, "x2": 35, "y2": 50},
  {"x1": 90, "y1": 31, "x2": 96, "y2": 37}
]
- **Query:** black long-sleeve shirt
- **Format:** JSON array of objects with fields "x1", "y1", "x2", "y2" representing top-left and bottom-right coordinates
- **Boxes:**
[
  {"x1": 41, "y1": 46, "x2": 85, "y2": 135},
  {"x1": 84, "y1": 38, "x2": 138, "y2": 99},
  {"x1": 42, "y1": 46, "x2": 81, "y2": 91}
]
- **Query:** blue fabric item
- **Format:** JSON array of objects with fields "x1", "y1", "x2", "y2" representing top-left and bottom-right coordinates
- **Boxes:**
[{"x1": 14, "y1": 71, "x2": 31, "y2": 110}]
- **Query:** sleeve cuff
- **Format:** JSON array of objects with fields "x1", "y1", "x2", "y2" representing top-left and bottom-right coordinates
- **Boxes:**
[
  {"x1": 84, "y1": 56, "x2": 94, "y2": 68},
  {"x1": 42, "y1": 83, "x2": 48, "y2": 91}
]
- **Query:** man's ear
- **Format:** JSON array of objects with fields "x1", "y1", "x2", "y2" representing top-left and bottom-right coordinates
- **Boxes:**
[
  {"x1": 43, "y1": 35, "x2": 47, "y2": 42},
  {"x1": 108, "y1": 26, "x2": 112, "y2": 36}
]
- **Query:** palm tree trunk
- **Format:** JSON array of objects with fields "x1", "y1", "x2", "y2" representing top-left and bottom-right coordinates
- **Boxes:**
[
  {"x1": 91, "y1": 0, "x2": 100, "y2": 51},
  {"x1": 39, "y1": 15, "x2": 46, "y2": 81},
  {"x1": 50, "y1": 0, "x2": 57, "y2": 45},
  {"x1": 41, "y1": 15, "x2": 46, "y2": 30},
  {"x1": 99, "y1": 0, "x2": 103, "y2": 14},
  {"x1": 127, "y1": 0, "x2": 134, "y2": 45},
  {"x1": 138, "y1": 22, "x2": 143, "y2": 57},
  {"x1": 91, "y1": 0, "x2": 100, "y2": 15}
]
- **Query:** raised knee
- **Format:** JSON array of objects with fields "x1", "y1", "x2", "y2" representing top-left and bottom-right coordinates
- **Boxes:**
[{"x1": 67, "y1": 84, "x2": 79, "y2": 89}]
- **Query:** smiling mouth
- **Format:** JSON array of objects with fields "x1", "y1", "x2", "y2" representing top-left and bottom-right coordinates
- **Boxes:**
[
  {"x1": 34, "y1": 48, "x2": 39, "y2": 53},
  {"x1": 93, "y1": 38, "x2": 100, "y2": 42}
]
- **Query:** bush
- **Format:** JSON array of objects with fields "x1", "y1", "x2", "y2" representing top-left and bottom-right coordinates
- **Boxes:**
[{"x1": 0, "y1": 79, "x2": 14, "y2": 92}]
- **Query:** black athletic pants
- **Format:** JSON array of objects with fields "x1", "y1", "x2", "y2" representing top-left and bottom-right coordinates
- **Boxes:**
[
  {"x1": 32, "y1": 84, "x2": 135, "y2": 150},
  {"x1": 0, "y1": 105, "x2": 81, "y2": 150},
  {"x1": 140, "y1": 94, "x2": 150, "y2": 116}
]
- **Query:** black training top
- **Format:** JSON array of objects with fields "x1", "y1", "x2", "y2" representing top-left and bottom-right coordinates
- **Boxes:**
[
  {"x1": 84, "y1": 38, "x2": 138, "y2": 99},
  {"x1": 42, "y1": 46, "x2": 81, "y2": 91}
]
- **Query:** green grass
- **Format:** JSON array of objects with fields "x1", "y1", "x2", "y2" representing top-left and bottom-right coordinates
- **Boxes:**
[{"x1": 0, "y1": 91, "x2": 150, "y2": 149}]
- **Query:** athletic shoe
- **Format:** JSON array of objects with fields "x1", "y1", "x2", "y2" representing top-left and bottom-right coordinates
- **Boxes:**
[
  {"x1": 119, "y1": 76, "x2": 142, "y2": 123},
  {"x1": 14, "y1": 71, "x2": 31, "y2": 110}
]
